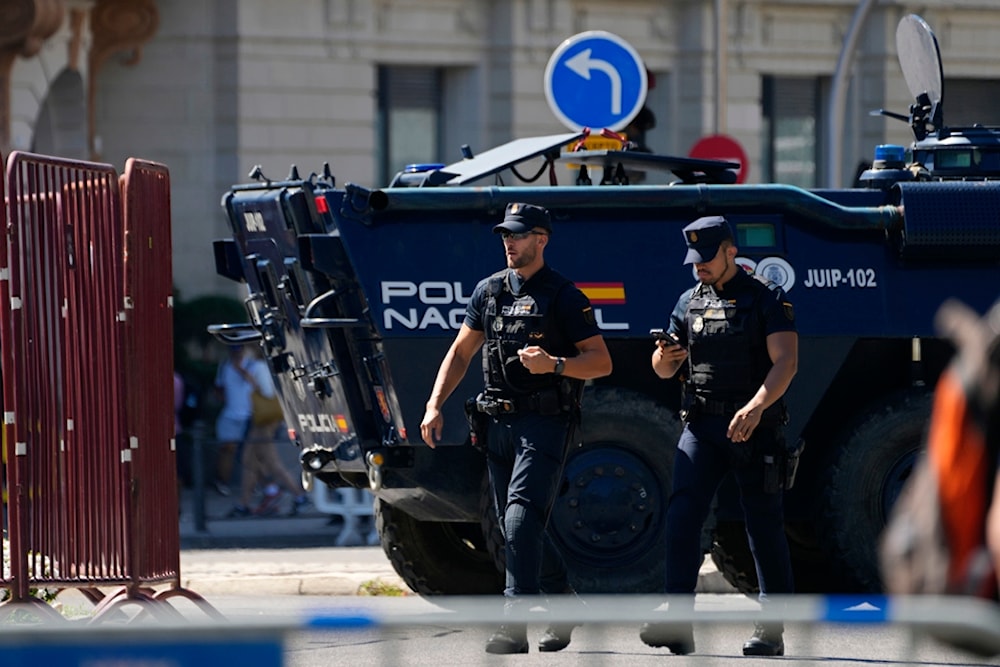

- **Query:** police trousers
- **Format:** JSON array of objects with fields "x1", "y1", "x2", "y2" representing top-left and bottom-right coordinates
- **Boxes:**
[
  {"x1": 664, "y1": 414, "x2": 794, "y2": 601},
  {"x1": 486, "y1": 411, "x2": 572, "y2": 599}
]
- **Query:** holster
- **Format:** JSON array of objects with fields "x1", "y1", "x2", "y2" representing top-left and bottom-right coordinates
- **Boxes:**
[
  {"x1": 762, "y1": 435, "x2": 805, "y2": 494},
  {"x1": 464, "y1": 396, "x2": 489, "y2": 454},
  {"x1": 762, "y1": 453, "x2": 783, "y2": 494},
  {"x1": 783, "y1": 438, "x2": 805, "y2": 490}
]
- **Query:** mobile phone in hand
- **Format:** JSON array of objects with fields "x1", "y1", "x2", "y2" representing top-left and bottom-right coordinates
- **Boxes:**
[{"x1": 649, "y1": 328, "x2": 680, "y2": 347}]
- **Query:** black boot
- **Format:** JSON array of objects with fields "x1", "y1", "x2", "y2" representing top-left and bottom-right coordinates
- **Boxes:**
[
  {"x1": 639, "y1": 622, "x2": 694, "y2": 655},
  {"x1": 538, "y1": 585, "x2": 583, "y2": 652},
  {"x1": 485, "y1": 623, "x2": 529, "y2": 654},
  {"x1": 538, "y1": 624, "x2": 574, "y2": 652},
  {"x1": 742, "y1": 622, "x2": 784, "y2": 656}
]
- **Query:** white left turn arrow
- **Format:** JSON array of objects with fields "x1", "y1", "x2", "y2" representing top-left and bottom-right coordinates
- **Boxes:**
[{"x1": 565, "y1": 49, "x2": 622, "y2": 115}]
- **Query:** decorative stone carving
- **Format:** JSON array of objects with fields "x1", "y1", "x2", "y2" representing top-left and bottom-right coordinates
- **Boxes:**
[
  {"x1": 0, "y1": 0, "x2": 63, "y2": 55},
  {"x1": 0, "y1": 0, "x2": 66, "y2": 152},
  {"x1": 90, "y1": 0, "x2": 158, "y2": 72},
  {"x1": 68, "y1": 7, "x2": 86, "y2": 71},
  {"x1": 0, "y1": 1, "x2": 38, "y2": 52},
  {"x1": 88, "y1": 0, "x2": 159, "y2": 158}
]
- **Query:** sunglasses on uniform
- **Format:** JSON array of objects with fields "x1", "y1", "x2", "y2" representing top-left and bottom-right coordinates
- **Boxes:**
[{"x1": 500, "y1": 231, "x2": 547, "y2": 241}]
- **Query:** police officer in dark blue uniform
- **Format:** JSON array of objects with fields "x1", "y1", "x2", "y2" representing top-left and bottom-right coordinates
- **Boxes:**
[
  {"x1": 420, "y1": 202, "x2": 612, "y2": 655},
  {"x1": 642, "y1": 215, "x2": 798, "y2": 657}
]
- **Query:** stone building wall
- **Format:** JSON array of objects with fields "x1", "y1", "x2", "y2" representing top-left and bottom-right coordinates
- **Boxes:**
[{"x1": 6, "y1": 0, "x2": 1000, "y2": 298}]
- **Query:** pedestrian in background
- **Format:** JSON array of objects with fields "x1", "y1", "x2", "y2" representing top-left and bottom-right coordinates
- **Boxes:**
[
  {"x1": 645, "y1": 215, "x2": 797, "y2": 657},
  {"x1": 174, "y1": 371, "x2": 185, "y2": 437},
  {"x1": 174, "y1": 370, "x2": 187, "y2": 507},
  {"x1": 227, "y1": 347, "x2": 310, "y2": 518},
  {"x1": 420, "y1": 202, "x2": 612, "y2": 655},
  {"x1": 212, "y1": 345, "x2": 255, "y2": 496}
]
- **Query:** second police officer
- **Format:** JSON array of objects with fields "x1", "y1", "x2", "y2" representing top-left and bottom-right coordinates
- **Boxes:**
[
  {"x1": 420, "y1": 202, "x2": 613, "y2": 655},
  {"x1": 644, "y1": 215, "x2": 798, "y2": 657}
]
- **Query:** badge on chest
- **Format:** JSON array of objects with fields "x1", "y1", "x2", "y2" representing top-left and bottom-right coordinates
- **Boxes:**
[{"x1": 502, "y1": 301, "x2": 536, "y2": 316}]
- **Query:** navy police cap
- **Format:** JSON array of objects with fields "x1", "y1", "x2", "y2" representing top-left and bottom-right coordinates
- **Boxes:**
[
  {"x1": 682, "y1": 215, "x2": 733, "y2": 264},
  {"x1": 493, "y1": 202, "x2": 553, "y2": 234}
]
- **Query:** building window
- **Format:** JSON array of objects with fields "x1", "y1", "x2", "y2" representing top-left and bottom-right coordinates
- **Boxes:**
[
  {"x1": 377, "y1": 66, "x2": 443, "y2": 185},
  {"x1": 762, "y1": 76, "x2": 820, "y2": 188}
]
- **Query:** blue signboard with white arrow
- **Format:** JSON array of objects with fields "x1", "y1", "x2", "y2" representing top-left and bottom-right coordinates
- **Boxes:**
[{"x1": 544, "y1": 31, "x2": 648, "y2": 132}]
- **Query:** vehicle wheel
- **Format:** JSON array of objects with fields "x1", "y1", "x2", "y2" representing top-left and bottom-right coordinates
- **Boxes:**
[
  {"x1": 710, "y1": 521, "x2": 758, "y2": 595},
  {"x1": 711, "y1": 520, "x2": 836, "y2": 595},
  {"x1": 548, "y1": 387, "x2": 681, "y2": 593},
  {"x1": 784, "y1": 520, "x2": 850, "y2": 593},
  {"x1": 819, "y1": 390, "x2": 931, "y2": 592},
  {"x1": 374, "y1": 498, "x2": 503, "y2": 596}
]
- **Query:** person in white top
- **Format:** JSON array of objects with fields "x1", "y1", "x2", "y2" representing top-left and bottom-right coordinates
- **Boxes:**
[
  {"x1": 226, "y1": 347, "x2": 310, "y2": 517},
  {"x1": 213, "y1": 345, "x2": 255, "y2": 496}
]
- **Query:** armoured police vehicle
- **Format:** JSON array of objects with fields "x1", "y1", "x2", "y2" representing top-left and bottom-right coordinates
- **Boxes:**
[{"x1": 211, "y1": 15, "x2": 999, "y2": 596}]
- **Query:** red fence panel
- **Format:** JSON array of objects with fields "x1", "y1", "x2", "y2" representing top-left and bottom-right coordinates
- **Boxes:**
[
  {"x1": 0, "y1": 150, "x2": 7, "y2": 592},
  {"x1": 120, "y1": 158, "x2": 179, "y2": 584},
  {"x1": 0, "y1": 152, "x2": 216, "y2": 622},
  {"x1": 0, "y1": 152, "x2": 220, "y2": 620},
  {"x1": 1, "y1": 153, "x2": 130, "y2": 600}
]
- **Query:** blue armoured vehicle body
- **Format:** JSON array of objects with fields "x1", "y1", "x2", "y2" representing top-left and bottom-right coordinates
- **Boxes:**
[{"x1": 211, "y1": 15, "x2": 1000, "y2": 596}]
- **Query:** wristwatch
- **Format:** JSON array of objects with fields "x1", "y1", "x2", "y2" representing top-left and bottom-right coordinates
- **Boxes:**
[{"x1": 553, "y1": 357, "x2": 566, "y2": 375}]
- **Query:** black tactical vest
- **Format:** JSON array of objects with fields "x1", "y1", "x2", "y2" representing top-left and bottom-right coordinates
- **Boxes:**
[
  {"x1": 685, "y1": 277, "x2": 770, "y2": 404},
  {"x1": 481, "y1": 267, "x2": 578, "y2": 395}
]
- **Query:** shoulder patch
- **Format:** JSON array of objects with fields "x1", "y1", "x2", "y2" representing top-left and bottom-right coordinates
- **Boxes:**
[
  {"x1": 752, "y1": 273, "x2": 782, "y2": 291},
  {"x1": 783, "y1": 301, "x2": 795, "y2": 321},
  {"x1": 487, "y1": 270, "x2": 509, "y2": 296},
  {"x1": 582, "y1": 306, "x2": 596, "y2": 327}
]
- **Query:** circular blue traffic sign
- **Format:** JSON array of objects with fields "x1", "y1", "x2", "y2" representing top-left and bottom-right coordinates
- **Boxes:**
[{"x1": 544, "y1": 31, "x2": 648, "y2": 132}]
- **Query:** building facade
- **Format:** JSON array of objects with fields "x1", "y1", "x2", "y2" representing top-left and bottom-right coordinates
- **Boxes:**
[{"x1": 4, "y1": 0, "x2": 1000, "y2": 299}]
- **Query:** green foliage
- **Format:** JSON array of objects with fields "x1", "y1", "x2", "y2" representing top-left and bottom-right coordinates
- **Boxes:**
[
  {"x1": 357, "y1": 579, "x2": 408, "y2": 597},
  {"x1": 173, "y1": 290, "x2": 248, "y2": 388},
  {"x1": 0, "y1": 540, "x2": 60, "y2": 605}
]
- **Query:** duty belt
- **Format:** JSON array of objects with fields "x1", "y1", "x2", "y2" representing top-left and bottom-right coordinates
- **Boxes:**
[
  {"x1": 690, "y1": 395, "x2": 788, "y2": 425},
  {"x1": 476, "y1": 395, "x2": 516, "y2": 416},
  {"x1": 692, "y1": 395, "x2": 742, "y2": 416},
  {"x1": 475, "y1": 389, "x2": 561, "y2": 416}
]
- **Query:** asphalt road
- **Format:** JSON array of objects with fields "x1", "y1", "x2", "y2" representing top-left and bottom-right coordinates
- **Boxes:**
[
  {"x1": 15, "y1": 546, "x2": 1000, "y2": 666},
  {"x1": 49, "y1": 590, "x2": 998, "y2": 667}
]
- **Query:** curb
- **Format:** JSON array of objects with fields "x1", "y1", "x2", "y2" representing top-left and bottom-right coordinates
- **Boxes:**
[
  {"x1": 181, "y1": 571, "x2": 734, "y2": 598},
  {"x1": 180, "y1": 533, "x2": 347, "y2": 551},
  {"x1": 697, "y1": 565, "x2": 738, "y2": 595},
  {"x1": 177, "y1": 554, "x2": 736, "y2": 598},
  {"x1": 180, "y1": 574, "x2": 408, "y2": 597}
]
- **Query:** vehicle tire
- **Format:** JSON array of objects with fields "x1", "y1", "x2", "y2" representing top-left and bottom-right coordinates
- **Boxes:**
[
  {"x1": 819, "y1": 390, "x2": 931, "y2": 592},
  {"x1": 548, "y1": 387, "x2": 682, "y2": 593},
  {"x1": 374, "y1": 498, "x2": 503, "y2": 596},
  {"x1": 711, "y1": 519, "x2": 836, "y2": 595},
  {"x1": 710, "y1": 521, "x2": 757, "y2": 595},
  {"x1": 784, "y1": 520, "x2": 849, "y2": 593}
]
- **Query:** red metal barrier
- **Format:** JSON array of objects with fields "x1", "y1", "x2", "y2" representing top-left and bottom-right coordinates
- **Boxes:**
[
  {"x1": 120, "y1": 159, "x2": 177, "y2": 584},
  {"x1": 0, "y1": 153, "x2": 127, "y2": 619},
  {"x1": 0, "y1": 153, "x2": 7, "y2": 595},
  {"x1": 0, "y1": 152, "x2": 217, "y2": 622}
]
